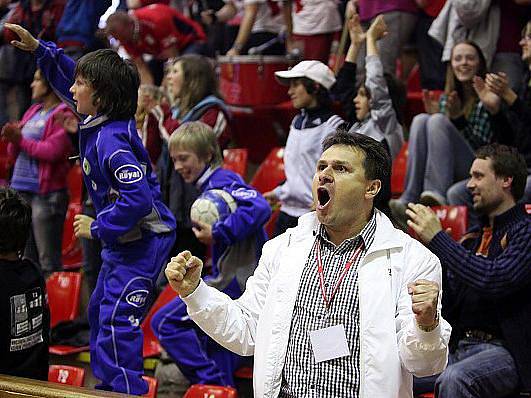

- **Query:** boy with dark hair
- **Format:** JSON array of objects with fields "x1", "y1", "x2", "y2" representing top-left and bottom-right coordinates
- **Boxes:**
[
  {"x1": 0, "y1": 187, "x2": 50, "y2": 381},
  {"x1": 5, "y1": 23, "x2": 177, "y2": 395},
  {"x1": 265, "y1": 60, "x2": 344, "y2": 236}
]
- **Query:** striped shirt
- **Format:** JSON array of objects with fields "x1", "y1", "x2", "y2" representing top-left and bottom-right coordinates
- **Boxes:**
[{"x1": 279, "y1": 212, "x2": 377, "y2": 397}]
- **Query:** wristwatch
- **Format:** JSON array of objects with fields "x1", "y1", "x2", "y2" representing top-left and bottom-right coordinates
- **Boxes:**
[{"x1": 417, "y1": 313, "x2": 439, "y2": 332}]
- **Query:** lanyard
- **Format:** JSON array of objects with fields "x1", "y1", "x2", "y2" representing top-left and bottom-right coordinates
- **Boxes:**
[{"x1": 316, "y1": 239, "x2": 365, "y2": 308}]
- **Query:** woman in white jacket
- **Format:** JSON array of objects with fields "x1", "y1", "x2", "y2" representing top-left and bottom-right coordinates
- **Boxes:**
[{"x1": 166, "y1": 130, "x2": 451, "y2": 398}]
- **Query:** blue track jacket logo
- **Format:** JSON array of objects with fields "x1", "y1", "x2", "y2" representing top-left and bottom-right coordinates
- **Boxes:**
[
  {"x1": 126, "y1": 290, "x2": 149, "y2": 308},
  {"x1": 115, "y1": 164, "x2": 143, "y2": 184},
  {"x1": 231, "y1": 187, "x2": 257, "y2": 200}
]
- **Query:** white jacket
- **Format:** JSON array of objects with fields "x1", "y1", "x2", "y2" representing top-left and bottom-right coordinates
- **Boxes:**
[{"x1": 183, "y1": 211, "x2": 451, "y2": 398}]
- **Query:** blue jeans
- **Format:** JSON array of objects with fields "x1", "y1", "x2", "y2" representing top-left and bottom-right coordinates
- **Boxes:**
[
  {"x1": 399, "y1": 113, "x2": 475, "y2": 204},
  {"x1": 20, "y1": 190, "x2": 69, "y2": 275},
  {"x1": 435, "y1": 339, "x2": 519, "y2": 398}
]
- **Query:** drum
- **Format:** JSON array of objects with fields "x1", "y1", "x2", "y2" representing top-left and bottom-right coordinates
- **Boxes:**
[{"x1": 217, "y1": 55, "x2": 291, "y2": 106}]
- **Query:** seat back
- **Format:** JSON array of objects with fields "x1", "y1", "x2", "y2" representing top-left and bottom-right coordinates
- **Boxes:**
[
  {"x1": 223, "y1": 148, "x2": 248, "y2": 179},
  {"x1": 391, "y1": 143, "x2": 408, "y2": 198},
  {"x1": 48, "y1": 365, "x2": 85, "y2": 387},
  {"x1": 61, "y1": 202, "x2": 83, "y2": 269},
  {"x1": 142, "y1": 284, "x2": 178, "y2": 358},
  {"x1": 526, "y1": 204, "x2": 531, "y2": 214},
  {"x1": 142, "y1": 375, "x2": 158, "y2": 398},
  {"x1": 66, "y1": 163, "x2": 83, "y2": 205},
  {"x1": 183, "y1": 384, "x2": 238, "y2": 398},
  {"x1": 46, "y1": 272, "x2": 82, "y2": 328},
  {"x1": 409, "y1": 205, "x2": 468, "y2": 242},
  {"x1": 250, "y1": 147, "x2": 285, "y2": 194}
]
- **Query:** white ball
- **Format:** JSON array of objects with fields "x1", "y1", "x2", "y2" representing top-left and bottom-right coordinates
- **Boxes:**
[{"x1": 190, "y1": 189, "x2": 237, "y2": 226}]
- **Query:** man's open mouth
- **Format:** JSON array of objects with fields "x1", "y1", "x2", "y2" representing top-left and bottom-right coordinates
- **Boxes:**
[{"x1": 317, "y1": 187, "x2": 331, "y2": 209}]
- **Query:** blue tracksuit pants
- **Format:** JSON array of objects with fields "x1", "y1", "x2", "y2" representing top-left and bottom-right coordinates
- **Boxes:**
[
  {"x1": 88, "y1": 231, "x2": 175, "y2": 395},
  {"x1": 151, "y1": 278, "x2": 244, "y2": 386}
]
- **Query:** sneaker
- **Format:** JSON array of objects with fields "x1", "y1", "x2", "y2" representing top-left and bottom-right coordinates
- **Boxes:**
[
  {"x1": 419, "y1": 191, "x2": 447, "y2": 207},
  {"x1": 389, "y1": 199, "x2": 408, "y2": 231}
]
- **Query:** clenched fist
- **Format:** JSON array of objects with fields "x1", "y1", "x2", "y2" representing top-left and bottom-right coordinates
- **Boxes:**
[
  {"x1": 165, "y1": 250, "x2": 203, "y2": 297},
  {"x1": 408, "y1": 279, "x2": 439, "y2": 329}
]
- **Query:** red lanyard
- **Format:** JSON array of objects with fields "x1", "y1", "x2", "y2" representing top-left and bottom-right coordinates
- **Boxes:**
[{"x1": 316, "y1": 239, "x2": 365, "y2": 308}]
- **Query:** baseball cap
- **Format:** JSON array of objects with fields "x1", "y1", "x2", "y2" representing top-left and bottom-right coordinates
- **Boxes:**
[{"x1": 275, "y1": 60, "x2": 336, "y2": 90}]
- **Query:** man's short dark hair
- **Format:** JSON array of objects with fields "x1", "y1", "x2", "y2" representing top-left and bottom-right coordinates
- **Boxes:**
[
  {"x1": 75, "y1": 49, "x2": 140, "y2": 120},
  {"x1": 0, "y1": 188, "x2": 31, "y2": 255},
  {"x1": 475, "y1": 144, "x2": 528, "y2": 201},
  {"x1": 322, "y1": 129, "x2": 391, "y2": 189}
]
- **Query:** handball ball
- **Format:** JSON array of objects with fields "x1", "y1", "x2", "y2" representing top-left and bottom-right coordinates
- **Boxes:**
[{"x1": 191, "y1": 189, "x2": 237, "y2": 226}]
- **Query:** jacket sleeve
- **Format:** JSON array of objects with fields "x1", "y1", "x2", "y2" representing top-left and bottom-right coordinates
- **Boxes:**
[
  {"x1": 19, "y1": 108, "x2": 73, "y2": 162},
  {"x1": 90, "y1": 129, "x2": 155, "y2": 244},
  {"x1": 365, "y1": 55, "x2": 404, "y2": 146},
  {"x1": 200, "y1": 107, "x2": 232, "y2": 150},
  {"x1": 331, "y1": 61, "x2": 357, "y2": 124},
  {"x1": 427, "y1": 223, "x2": 531, "y2": 298},
  {"x1": 182, "y1": 235, "x2": 282, "y2": 356},
  {"x1": 34, "y1": 40, "x2": 78, "y2": 115},
  {"x1": 212, "y1": 182, "x2": 271, "y2": 246},
  {"x1": 396, "y1": 241, "x2": 451, "y2": 377}
]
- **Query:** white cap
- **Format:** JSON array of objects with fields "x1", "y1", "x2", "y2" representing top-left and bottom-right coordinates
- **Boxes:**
[{"x1": 275, "y1": 60, "x2": 336, "y2": 90}]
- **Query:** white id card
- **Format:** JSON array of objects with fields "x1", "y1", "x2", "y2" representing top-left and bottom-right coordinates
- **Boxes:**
[{"x1": 309, "y1": 324, "x2": 350, "y2": 363}]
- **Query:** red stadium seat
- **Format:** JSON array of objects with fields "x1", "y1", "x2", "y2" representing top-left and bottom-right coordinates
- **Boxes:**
[
  {"x1": 142, "y1": 375, "x2": 158, "y2": 398},
  {"x1": 66, "y1": 163, "x2": 83, "y2": 205},
  {"x1": 0, "y1": 140, "x2": 10, "y2": 183},
  {"x1": 183, "y1": 384, "x2": 238, "y2": 398},
  {"x1": 418, "y1": 394, "x2": 434, "y2": 398},
  {"x1": 142, "y1": 284, "x2": 178, "y2": 358},
  {"x1": 250, "y1": 147, "x2": 285, "y2": 194},
  {"x1": 234, "y1": 366, "x2": 253, "y2": 380},
  {"x1": 265, "y1": 207, "x2": 280, "y2": 238},
  {"x1": 61, "y1": 202, "x2": 83, "y2": 270},
  {"x1": 526, "y1": 204, "x2": 531, "y2": 214},
  {"x1": 391, "y1": 142, "x2": 408, "y2": 198},
  {"x1": 223, "y1": 148, "x2": 248, "y2": 179},
  {"x1": 48, "y1": 365, "x2": 85, "y2": 387},
  {"x1": 46, "y1": 272, "x2": 82, "y2": 328},
  {"x1": 409, "y1": 205, "x2": 468, "y2": 242}
]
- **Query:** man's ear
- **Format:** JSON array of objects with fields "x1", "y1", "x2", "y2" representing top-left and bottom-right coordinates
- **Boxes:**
[
  {"x1": 365, "y1": 179, "x2": 381, "y2": 200},
  {"x1": 501, "y1": 176, "x2": 513, "y2": 190}
]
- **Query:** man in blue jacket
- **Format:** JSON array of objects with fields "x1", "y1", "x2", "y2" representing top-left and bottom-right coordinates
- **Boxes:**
[{"x1": 408, "y1": 143, "x2": 531, "y2": 397}]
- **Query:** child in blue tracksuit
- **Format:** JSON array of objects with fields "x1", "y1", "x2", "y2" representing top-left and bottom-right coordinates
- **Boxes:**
[
  {"x1": 151, "y1": 121, "x2": 271, "y2": 387},
  {"x1": 5, "y1": 23, "x2": 177, "y2": 395}
]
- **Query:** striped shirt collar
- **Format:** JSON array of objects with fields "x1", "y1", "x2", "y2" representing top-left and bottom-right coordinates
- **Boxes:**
[{"x1": 316, "y1": 210, "x2": 377, "y2": 250}]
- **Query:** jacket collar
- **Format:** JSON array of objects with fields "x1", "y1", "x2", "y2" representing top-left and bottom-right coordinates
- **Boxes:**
[{"x1": 290, "y1": 210, "x2": 406, "y2": 253}]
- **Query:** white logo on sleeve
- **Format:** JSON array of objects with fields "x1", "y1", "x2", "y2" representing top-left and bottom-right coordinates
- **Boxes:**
[
  {"x1": 115, "y1": 164, "x2": 143, "y2": 184},
  {"x1": 231, "y1": 187, "x2": 257, "y2": 200},
  {"x1": 125, "y1": 289, "x2": 149, "y2": 308}
]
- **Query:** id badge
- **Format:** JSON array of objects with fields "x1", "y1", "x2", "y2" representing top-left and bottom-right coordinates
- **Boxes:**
[{"x1": 309, "y1": 324, "x2": 350, "y2": 363}]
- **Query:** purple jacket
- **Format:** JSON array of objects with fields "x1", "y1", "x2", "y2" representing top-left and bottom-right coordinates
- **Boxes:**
[{"x1": 8, "y1": 103, "x2": 73, "y2": 194}]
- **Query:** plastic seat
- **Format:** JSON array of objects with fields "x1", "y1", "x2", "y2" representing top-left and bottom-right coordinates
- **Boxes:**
[
  {"x1": 418, "y1": 394, "x2": 434, "y2": 398},
  {"x1": 67, "y1": 163, "x2": 83, "y2": 205},
  {"x1": 142, "y1": 284, "x2": 179, "y2": 358},
  {"x1": 526, "y1": 204, "x2": 531, "y2": 214},
  {"x1": 409, "y1": 205, "x2": 468, "y2": 242},
  {"x1": 223, "y1": 148, "x2": 248, "y2": 179},
  {"x1": 391, "y1": 142, "x2": 408, "y2": 198},
  {"x1": 183, "y1": 384, "x2": 238, "y2": 398},
  {"x1": 46, "y1": 272, "x2": 82, "y2": 328},
  {"x1": 250, "y1": 147, "x2": 285, "y2": 194},
  {"x1": 142, "y1": 375, "x2": 158, "y2": 398},
  {"x1": 61, "y1": 202, "x2": 83, "y2": 270},
  {"x1": 48, "y1": 365, "x2": 85, "y2": 387}
]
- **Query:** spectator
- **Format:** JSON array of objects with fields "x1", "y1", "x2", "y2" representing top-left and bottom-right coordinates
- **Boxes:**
[
  {"x1": 105, "y1": 4, "x2": 206, "y2": 84},
  {"x1": 0, "y1": 0, "x2": 66, "y2": 127},
  {"x1": 333, "y1": 13, "x2": 405, "y2": 216},
  {"x1": 408, "y1": 143, "x2": 531, "y2": 398},
  {"x1": 355, "y1": 0, "x2": 419, "y2": 77},
  {"x1": 5, "y1": 22, "x2": 177, "y2": 395},
  {"x1": 0, "y1": 187, "x2": 50, "y2": 381},
  {"x1": 447, "y1": 20, "x2": 531, "y2": 227},
  {"x1": 165, "y1": 130, "x2": 451, "y2": 397},
  {"x1": 151, "y1": 121, "x2": 270, "y2": 388},
  {"x1": 282, "y1": 0, "x2": 341, "y2": 63},
  {"x1": 226, "y1": 0, "x2": 285, "y2": 56},
  {"x1": 390, "y1": 41, "x2": 494, "y2": 229},
  {"x1": 143, "y1": 54, "x2": 232, "y2": 260},
  {"x1": 2, "y1": 69, "x2": 73, "y2": 278},
  {"x1": 265, "y1": 60, "x2": 343, "y2": 236}
]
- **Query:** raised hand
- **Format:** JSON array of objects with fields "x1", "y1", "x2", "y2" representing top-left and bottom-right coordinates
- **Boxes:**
[
  {"x1": 367, "y1": 14, "x2": 388, "y2": 42},
  {"x1": 347, "y1": 13, "x2": 366, "y2": 47},
  {"x1": 472, "y1": 75, "x2": 500, "y2": 114},
  {"x1": 446, "y1": 91, "x2": 463, "y2": 119},
  {"x1": 4, "y1": 23, "x2": 39, "y2": 52},
  {"x1": 422, "y1": 90, "x2": 440, "y2": 114},
  {"x1": 165, "y1": 250, "x2": 204, "y2": 297}
]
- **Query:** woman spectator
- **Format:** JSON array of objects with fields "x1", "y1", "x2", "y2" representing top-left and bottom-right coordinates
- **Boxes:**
[
  {"x1": 2, "y1": 69, "x2": 73, "y2": 277},
  {"x1": 390, "y1": 40, "x2": 493, "y2": 228},
  {"x1": 140, "y1": 54, "x2": 231, "y2": 258}
]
